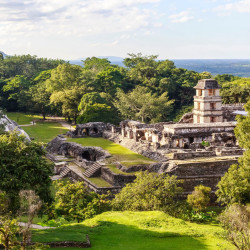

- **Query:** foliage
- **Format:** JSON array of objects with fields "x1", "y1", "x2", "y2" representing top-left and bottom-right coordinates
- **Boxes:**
[
  {"x1": 0, "y1": 191, "x2": 9, "y2": 216},
  {"x1": 112, "y1": 171, "x2": 182, "y2": 211},
  {"x1": 77, "y1": 92, "x2": 117, "y2": 123},
  {"x1": 216, "y1": 101, "x2": 250, "y2": 205},
  {"x1": 201, "y1": 141, "x2": 210, "y2": 147},
  {"x1": 187, "y1": 185, "x2": 211, "y2": 212},
  {"x1": 54, "y1": 181, "x2": 110, "y2": 222},
  {"x1": 220, "y1": 78, "x2": 250, "y2": 104},
  {"x1": 189, "y1": 211, "x2": 217, "y2": 223},
  {"x1": 0, "y1": 132, "x2": 53, "y2": 213},
  {"x1": 114, "y1": 86, "x2": 174, "y2": 123},
  {"x1": 0, "y1": 217, "x2": 19, "y2": 250},
  {"x1": 172, "y1": 105, "x2": 193, "y2": 122},
  {"x1": 219, "y1": 204, "x2": 250, "y2": 250},
  {"x1": 46, "y1": 64, "x2": 84, "y2": 122},
  {"x1": 216, "y1": 160, "x2": 250, "y2": 205},
  {"x1": 235, "y1": 101, "x2": 250, "y2": 150}
]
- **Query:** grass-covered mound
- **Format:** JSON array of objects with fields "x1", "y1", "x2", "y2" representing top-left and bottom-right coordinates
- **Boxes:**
[
  {"x1": 33, "y1": 211, "x2": 233, "y2": 250},
  {"x1": 68, "y1": 137, "x2": 155, "y2": 166}
]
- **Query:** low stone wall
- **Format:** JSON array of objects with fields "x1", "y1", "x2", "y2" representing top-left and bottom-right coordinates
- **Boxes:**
[
  {"x1": 118, "y1": 163, "x2": 162, "y2": 173},
  {"x1": 218, "y1": 148, "x2": 244, "y2": 156},
  {"x1": 173, "y1": 151, "x2": 216, "y2": 160},
  {"x1": 178, "y1": 175, "x2": 223, "y2": 192},
  {"x1": 167, "y1": 159, "x2": 237, "y2": 177},
  {"x1": 101, "y1": 167, "x2": 136, "y2": 187},
  {"x1": 166, "y1": 159, "x2": 238, "y2": 192}
]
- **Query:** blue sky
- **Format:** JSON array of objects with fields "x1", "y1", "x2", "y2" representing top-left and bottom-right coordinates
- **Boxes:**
[{"x1": 0, "y1": 0, "x2": 250, "y2": 60}]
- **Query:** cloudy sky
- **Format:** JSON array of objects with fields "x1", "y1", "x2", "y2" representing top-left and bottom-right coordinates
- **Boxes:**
[{"x1": 0, "y1": 0, "x2": 250, "y2": 60}]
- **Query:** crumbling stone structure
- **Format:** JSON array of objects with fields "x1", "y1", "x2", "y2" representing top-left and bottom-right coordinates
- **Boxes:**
[
  {"x1": 68, "y1": 122, "x2": 108, "y2": 138},
  {"x1": 47, "y1": 136, "x2": 111, "y2": 162},
  {"x1": 51, "y1": 78, "x2": 245, "y2": 196}
]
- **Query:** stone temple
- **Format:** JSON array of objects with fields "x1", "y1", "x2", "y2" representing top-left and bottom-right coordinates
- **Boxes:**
[{"x1": 48, "y1": 79, "x2": 245, "y2": 196}]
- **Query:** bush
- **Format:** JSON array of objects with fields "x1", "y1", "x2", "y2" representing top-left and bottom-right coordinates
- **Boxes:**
[
  {"x1": 201, "y1": 141, "x2": 210, "y2": 147},
  {"x1": 219, "y1": 204, "x2": 250, "y2": 250},
  {"x1": 112, "y1": 171, "x2": 183, "y2": 212},
  {"x1": 54, "y1": 181, "x2": 111, "y2": 222},
  {"x1": 187, "y1": 185, "x2": 211, "y2": 212}
]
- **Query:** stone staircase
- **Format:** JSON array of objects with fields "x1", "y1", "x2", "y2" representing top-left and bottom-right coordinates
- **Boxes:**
[
  {"x1": 83, "y1": 162, "x2": 101, "y2": 178},
  {"x1": 59, "y1": 167, "x2": 70, "y2": 178}
]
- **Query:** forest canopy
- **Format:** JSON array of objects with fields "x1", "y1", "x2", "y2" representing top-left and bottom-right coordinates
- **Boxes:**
[{"x1": 0, "y1": 53, "x2": 249, "y2": 124}]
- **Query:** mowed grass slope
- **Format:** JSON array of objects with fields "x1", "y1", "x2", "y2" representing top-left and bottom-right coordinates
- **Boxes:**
[
  {"x1": 33, "y1": 211, "x2": 232, "y2": 250},
  {"x1": 68, "y1": 137, "x2": 155, "y2": 165}
]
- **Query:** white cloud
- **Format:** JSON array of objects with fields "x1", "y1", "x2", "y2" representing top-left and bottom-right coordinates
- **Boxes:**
[
  {"x1": 0, "y1": 0, "x2": 162, "y2": 39},
  {"x1": 215, "y1": 0, "x2": 250, "y2": 14},
  {"x1": 169, "y1": 11, "x2": 194, "y2": 23}
]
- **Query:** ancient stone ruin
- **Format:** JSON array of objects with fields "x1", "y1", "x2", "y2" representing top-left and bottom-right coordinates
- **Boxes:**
[{"x1": 48, "y1": 79, "x2": 246, "y2": 197}]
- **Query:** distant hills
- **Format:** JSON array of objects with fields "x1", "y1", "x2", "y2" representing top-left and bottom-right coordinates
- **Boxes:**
[{"x1": 70, "y1": 57, "x2": 250, "y2": 77}]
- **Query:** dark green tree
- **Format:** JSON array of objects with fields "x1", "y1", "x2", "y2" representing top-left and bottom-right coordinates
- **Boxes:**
[{"x1": 0, "y1": 132, "x2": 53, "y2": 212}]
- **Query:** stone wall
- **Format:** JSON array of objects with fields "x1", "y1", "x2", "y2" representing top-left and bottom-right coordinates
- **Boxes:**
[
  {"x1": 166, "y1": 159, "x2": 238, "y2": 192},
  {"x1": 101, "y1": 167, "x2": 136, "y2": 187},
  {"x1": 173, "y1": 151, "x2": 216, "y2": 160}
]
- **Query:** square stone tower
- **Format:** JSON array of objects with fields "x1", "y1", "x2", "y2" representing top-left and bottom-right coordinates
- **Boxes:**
[{"x1": 193, "y1": 79, "x2": 223, "y2": 123}]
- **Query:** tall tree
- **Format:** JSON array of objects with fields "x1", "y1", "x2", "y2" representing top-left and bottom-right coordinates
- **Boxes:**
[
  {"x1": 114, "y1": 86, "x2": 174, "y2": 123},
  {"x1": 46, "y1": 64, "x2": 84, "y2": 123}
]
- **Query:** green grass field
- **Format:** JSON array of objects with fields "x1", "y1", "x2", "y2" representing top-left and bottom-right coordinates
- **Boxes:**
[
  {"x1": 32, "y1": 211, "x2": 232, "y2": 250},
  {"x1": 5, "y1": 112, "x2": 45, "y2": 125},
  {"x1": 5, "y1": 112, "x2": 68, "y2": 143},
  {"x1": 23, "y1": 122, "x2": 68, "y2": 143},
  {"x1": 68, "y1": 137, "x2": 155, "y2": 165}
]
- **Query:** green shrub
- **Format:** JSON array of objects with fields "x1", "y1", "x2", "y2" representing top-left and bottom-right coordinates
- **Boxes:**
[
  {"x1": 201, "y1": 141, "x2": 210, "y2": 147},
  {"x1": 187, "y1": 185, "x2": 211, "y2": 212},
  {"x1": 112, "y1": 171, "x2": 183, "y2": 211}
]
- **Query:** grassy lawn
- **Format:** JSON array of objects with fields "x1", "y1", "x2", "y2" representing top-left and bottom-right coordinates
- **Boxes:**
[
  {"x1": 5, "y1": 112, "x2": 68, "y2": 143},
  {"x1": 5, "y1": 112, "x2": 46, "y2": 125},
  {"x1": 33, "y1": 211, "x2": 232, "y2": 250},
  {"x1": 23, "y1": 122, "x2": 68, "y2": 143},
  {"x1": 68, "y1": 137, "x2": 155, "y2": 165}
]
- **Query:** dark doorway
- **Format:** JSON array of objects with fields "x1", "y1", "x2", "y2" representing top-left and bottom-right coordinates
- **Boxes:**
[
  {"x1": 93, "y1": 127, "x2": 98, "y2": 134},
  {"x1": 82, "y1": 151, "x2": 91, "y2": 161},
  {"x1": 189, "y1": 137, "x2": 194, "y2": 144}
]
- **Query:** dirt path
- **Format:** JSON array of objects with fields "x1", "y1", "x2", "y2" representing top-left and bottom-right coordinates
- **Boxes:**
[
  {"x1": 58, "y1": 121, "x2": 74, "y2": 131},
  {"x1": 18, "y1": 222, "x2": 55, "y2": 229}
]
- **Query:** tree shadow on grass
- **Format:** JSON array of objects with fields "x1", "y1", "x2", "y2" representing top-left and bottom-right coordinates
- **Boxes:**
[
  {"x1": 88, "y1": 221, "x2": 210, "y2": 250},
  {"x1": 35, "y1": 220, "x2": 212, "y2": 250}
]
